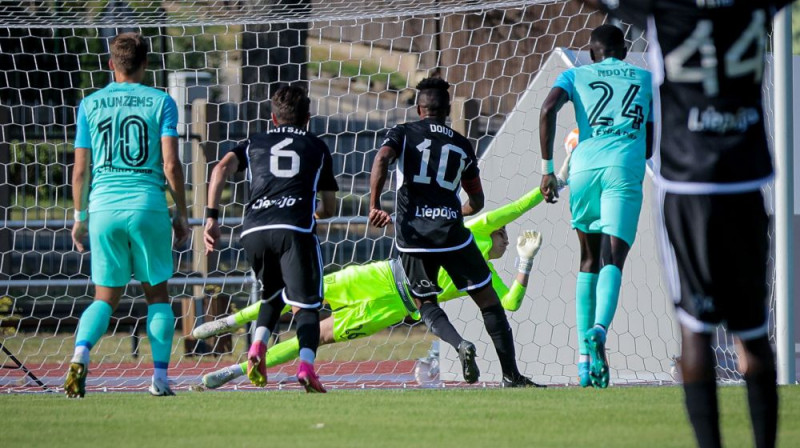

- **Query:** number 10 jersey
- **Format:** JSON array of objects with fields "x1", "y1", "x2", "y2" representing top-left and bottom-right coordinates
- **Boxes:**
[
  {"x1": 75, "y1": 82, "x2": 179, "y2": 213},
  {"x1": 231, "y1": 126, "x2": 338, "y2": 237},
  {"x1": 381, "y1": 118, "x2": 480, "y2": 252}
]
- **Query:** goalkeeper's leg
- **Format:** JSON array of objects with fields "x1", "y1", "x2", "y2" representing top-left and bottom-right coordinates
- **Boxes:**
[{"x1": 193, "y1": 300, "x2": 262, "y2": 340}]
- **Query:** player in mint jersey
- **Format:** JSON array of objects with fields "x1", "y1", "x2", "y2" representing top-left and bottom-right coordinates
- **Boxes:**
[
  {"x1": 65, "y1": 33, "x2": 190, "y2": 398},
  {"x1": 194, "y1": 175, "x2": 570, "y2": 389},
  {"x1": 539, "y1": 24, "x2": 653, "y2": 389}
]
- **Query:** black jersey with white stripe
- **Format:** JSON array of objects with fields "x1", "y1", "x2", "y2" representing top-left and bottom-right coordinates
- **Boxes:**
[
  {"x1": 231, "y1": 125, "x2": 338, "y2": 236},
  {"x1": 381, "y1": 118, "x2": 479, "y2": 251},
  {"x1": 600, "y1": 0, "x2": 793, "y2": 191}
]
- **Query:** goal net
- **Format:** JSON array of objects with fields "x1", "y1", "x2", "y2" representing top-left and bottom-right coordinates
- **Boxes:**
[{"x1": 0, "y1": 0, "x2": 778, "y2": 391}]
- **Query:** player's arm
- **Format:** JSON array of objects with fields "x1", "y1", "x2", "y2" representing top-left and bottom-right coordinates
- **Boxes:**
[
  {"x1": 573, "y1": 0, "x2": 650, "y2": 29},
  {"x1": 315, "y1": 145, "x2": 339, "y2": 219},
  {"x1": 499, "y1": 230, "x2": 542, "y2": 312},
  {"x1": 465, "y1": 187, "x2": 543, "y2": 234},
  {"x1": 204, "y1": 148, "x2": 245, "y2": 254},
  {"x1": 368, "y1": 145, "x2": 397, "y2": 228},
  {"x1": 461, "y1": 174, "x2": 484, "y2": 216},
  {"x1": 160, "y1": 98, "x2": 189, "y2": 247},
  {"x1": 538, "y1": 86, "x2": 570, "y2": 204},
  {"x1": 71, "y1": 103, "x2": 91, "y2": 252}
]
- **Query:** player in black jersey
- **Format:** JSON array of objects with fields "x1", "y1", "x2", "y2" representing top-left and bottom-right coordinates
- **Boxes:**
[
  {"x1": 204, "y1": 85, "x2": 338, "y2": 393},
  {"x1": 580, "y1": 1, "x2": 793, "y2": 447},
  {"x1": 369, "y1": 77, "x2": 542, "y2": 387}
]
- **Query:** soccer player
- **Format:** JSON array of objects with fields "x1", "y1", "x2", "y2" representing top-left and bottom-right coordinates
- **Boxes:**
[
  {"x1": 196, "y1": 178, "x2": 569, "y2": 389},
  {"x1": 65, "y1": 32, "x2": 190, "y2": 397},
  {"x1": 369, "y1": 77, "x2": 536, "y2": 386},
  {"x1": 539, "y1": 24, "x2": 653, "y2": 389},
  {"x1": 577, "y1": 2, "x2": 791, "y2": 447},
  {"x1": 204, "y1": 85, "x2": 338, "y2": 393}
]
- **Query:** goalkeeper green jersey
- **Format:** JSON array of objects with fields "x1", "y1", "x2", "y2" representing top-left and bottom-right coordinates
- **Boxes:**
[{"x1": 75, "y1": 82, "x2": 179, "y2": 212}]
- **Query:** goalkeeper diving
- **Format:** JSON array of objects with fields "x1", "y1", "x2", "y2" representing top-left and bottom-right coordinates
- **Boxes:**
[{"x1": 197, "y1": 158, "x2": 570, "y2": 389}]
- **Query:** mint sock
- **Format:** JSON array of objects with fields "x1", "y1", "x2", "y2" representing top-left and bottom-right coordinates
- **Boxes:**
[
  {"x1": 72, "y1": 300, "x2": 113, "y2": 365},
  {"x1": 147, "y1": 303, "x2": 175, "y2": 378},
  {"x1": 594, "y1": 265, "x2": 622, "y2": 329},
  {"x1": 576, "y1": 272, "x2": 598, "y2": 356},
  {"x1": 265, "y1": 337, "x2": 301, "y2": 368}
]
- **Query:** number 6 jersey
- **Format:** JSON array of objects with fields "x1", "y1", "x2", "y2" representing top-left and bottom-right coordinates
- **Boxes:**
[
  {"x1": 598, "y1": 0, "x2": 794, "y2": 192},
  {"x1": 381, "y1": 118, "x2": 480, "y2": 252},
  {"x1": 231, "y1": 126, "x2": 338, "y2": 237}
]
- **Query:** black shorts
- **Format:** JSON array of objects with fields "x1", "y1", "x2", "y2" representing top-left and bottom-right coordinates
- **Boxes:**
[
  {"x1": 663, "y1": 191, "x2": 770, "y2": 338},
  {"x1": 241, "y1": 229, "x2": 323, "y2": 309},
  {"x1": 400, "y1": 239, "x2": 492, "y2": 299}
]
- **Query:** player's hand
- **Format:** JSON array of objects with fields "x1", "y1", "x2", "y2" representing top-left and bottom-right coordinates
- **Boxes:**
[
  {"x1": 516, "y1": 230, "x2": 542, "y2": 260},
  {"x1": 71, "y1": 221, "x2": 88, "y2": 253},
  {"x1": 204, "y1": 218, "x2": 220, "y2": 254},
  {"x1": 369, "y1": 208, "x2": 392, "y2": 228},
  {"x1": 172, "y1": 216, "x2": 190, "y2": 248},
  {"x1": 540, "y1": 173, "x2": 559, "y2": 203}
]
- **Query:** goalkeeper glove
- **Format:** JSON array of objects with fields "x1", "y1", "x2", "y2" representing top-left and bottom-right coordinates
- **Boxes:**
[{"x1": 516, "y1": 230, "x2": 542, "y2": 274}]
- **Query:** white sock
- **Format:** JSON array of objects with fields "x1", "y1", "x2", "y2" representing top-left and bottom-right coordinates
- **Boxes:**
[
  {"x1": 224, "y1": 315, "x2": 237, "y2": 326},
  {"x1": 153, "y1": 367, "x2": 169, "y2": 383},
  {"x1": 299, "y1": 348, "x2": 315, "y2": 364},
  {"x1": 254, "y1": 326, "x2": 271, "y2": 344},
  {"x1": 71, "y1": 346, "x2": 90, "y2": 366}
]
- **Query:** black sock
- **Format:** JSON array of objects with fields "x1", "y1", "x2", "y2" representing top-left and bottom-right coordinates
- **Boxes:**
[
  {"x1": 255, "y1": 298, "x2": 284, "y2": 333},
  {"x1": 481, "y1": 304, "x2": 519, "y2": 378},
  {"x1": 419, "y1": 302, "x2": 463, "y2": 350},
  {"x1": 683, "y1": 380, "x2": 722, "y2": 448},
  {"x1": 745, "y1": 370, "x2": 778, "y2": 448},
  {"x1": 294, "y1": 308, "x2": 321, "y2": 354}
]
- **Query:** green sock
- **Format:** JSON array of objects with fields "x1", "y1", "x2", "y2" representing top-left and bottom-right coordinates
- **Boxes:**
[
  {"x1": 147, "y1": 303, "x2": 175, "y2": 377},
  {"x1": 234, "y1": 301, "x2": 262, "y2": 326},
  {"x1": 576, "y1": 272, "x2": 598, "y2": 356},
  {"x1": 72, "y1": 300, "x2": 113, "y2": 364},
  {"x1": 266, "y1": 337, "x2": 301, "y2": 368},
  {"x1": 237, "y1": 362, "x2": 247, "y2": 375},
  {"x1": 595, "y1": 265, "x2": 622, "y2": 329}
]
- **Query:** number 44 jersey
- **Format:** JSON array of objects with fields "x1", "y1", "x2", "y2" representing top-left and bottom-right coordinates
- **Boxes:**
[
  {"x1": 598, "y1": 0, "x2": 794, "y2": 191},
  {"x1": 381, "y1": 118, "x2": 480, "y2": 252},
  {"x1": 231, "y1": 126, "x2": 339, "y2": 237}
]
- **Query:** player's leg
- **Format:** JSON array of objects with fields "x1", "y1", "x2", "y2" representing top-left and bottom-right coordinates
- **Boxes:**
[
  {"x1": 569, "y1": 170, "x2": 603, "y2": 387},
  {"x1": 141, "y1": 282, "x2": 175, "y2": 396},
  {"x1": 679, "y1": 326, "x2": 721, "y2": 448},
  {"x1": 65, "y1": 210, "x2": 129, "y2": 398},
  {"x1": 575, "y1": 230, "x2": 600, "y2": 387},
  {"x1": 281, "y1": 231, "x2": 326, "y2": 393},
  {"x1": 240, "y1": 232, "x2": 283, "y2": 387},
  {"x1": 587, "y1": 167, "x2": 642, "y2": 388},
  {"x1": 131, "y1": 209, "x2": 176, "y2": 396},
  {"x1": 735, "y1": 336, "x2": 777, "y2": 448},
  {"x1": 193, "y1": 300, "x2": 262, "y2": 340}
]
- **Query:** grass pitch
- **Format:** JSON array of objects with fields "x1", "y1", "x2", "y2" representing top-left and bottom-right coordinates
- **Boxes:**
[{"x1": 3, "y1": 385, "x2": 799, "y2": 448}]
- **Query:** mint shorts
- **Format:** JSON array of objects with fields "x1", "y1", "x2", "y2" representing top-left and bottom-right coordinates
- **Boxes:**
[
  {"x1": 568, "y1": 166, "x2": 643, "y2": 246},
  {"x1": 88, "y1": 209, "x2": 173, "y2": 287},
  {"x1": 326, "y1": 261, "x2": 412, "y2": 342}
]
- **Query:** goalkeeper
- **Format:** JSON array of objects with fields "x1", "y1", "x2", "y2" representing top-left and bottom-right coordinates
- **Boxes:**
[{"x1": 197, "y1": 159, "x2": 569, "y2": 389}]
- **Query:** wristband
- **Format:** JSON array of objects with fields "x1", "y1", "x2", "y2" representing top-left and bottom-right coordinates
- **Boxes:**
[
  {"x1": 205, "y1": 207, "x2": 220, "y2": 220},
  {"x1": 541, "y1": 158, "x2": 554, "y2": 175},
  {"x1": 74, "y1": 209, "x2": 88, "y2": 222},
  {"x1": 516, "y1": 257, "x2": 534, "y2": 274}
]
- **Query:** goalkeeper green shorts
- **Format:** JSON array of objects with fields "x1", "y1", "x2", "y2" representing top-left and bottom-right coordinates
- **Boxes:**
[
  {"x1": 326, "y1": 261, "x2": 413, "y2": 342},
  {"x1": 568, "y1": 166, "x2": 643, "y2": 247},
  {"x1": 88, "y1": 209, "x2": 173, "y2": 287}
]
